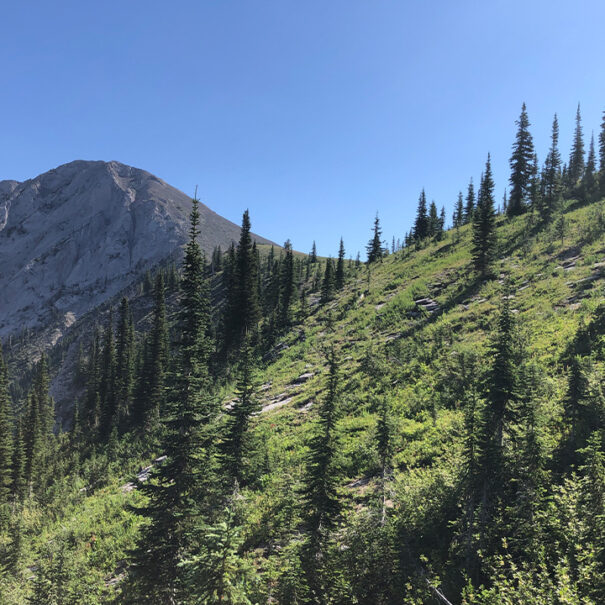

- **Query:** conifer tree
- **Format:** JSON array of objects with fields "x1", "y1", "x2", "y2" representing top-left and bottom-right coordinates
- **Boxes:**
[
  {"x1": 115, "y1": 297, "x2": 135, "y2": 428},
  {"x1": 541, "y1": 113, "x2": 562, "y2": 222},
  {"x1": 335, "y1": 238, "x2": 345, "y2": 290},
  {"x1": 301, "y1": 348, "x2": 340, "y2": 602},
  {"x1": 127, "y1": 198, "x2": 218, "y2": 603},
  {"x1": 321, "y1": 258, "x2": 336, "y2": 303},
  {"x1": 0, "y1": 342, "x2": 13, "y2": 506},
  {"x1": 568, "y1": 103, "x2": 585, "y2": 187},
  {"x1": 600, "y1": 110, "x2": 605, "y2": 173},
  {"x1": 508, "y1": 103, "x2": 535, "y2": 216},
  {"x1": 133, "y1": 274, "x2": 169, "y2": 431},
  {"x1": 11, "y1": 418, "x2": 25, "y2": 501},
  {"x1": 100, "y1": 308, "x2": 116, "y2": 435},
  {"x1": 428, "y1": 200, "x2": 439, "y2": 237},
  {"x1": 454, "y1": 192, "x2": 464, "y2": 228},
  {"x1": 581, "y1": 133, "x2": 597, "y2": 202},
  {"x1": 367, "y1": 214, "x2": 383, "y2": 262},
  {"x1": 439, "y1": 206, "x2": 446, "y2": 239},
  {"x1": 310, "y1": 241, "x2": 317, "y2": 263},
  {"x1": 220, "y1": 338, "x2": 258, "y2": 487},
  {"x1": 278, "y1": 240, "x2": 295, "y2": 329},
  {"x1": 471, "y1": 154, "x2": 497, "y2": 277},
  {"x1": 413, "y1": 191, "x2": 429, "y2": 240},
  {"x1": 464, "y1": 179, "x2": 475, "y2": 224}
]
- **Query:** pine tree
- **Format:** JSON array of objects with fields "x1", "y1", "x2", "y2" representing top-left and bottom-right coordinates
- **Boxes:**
[
  {"x1": 278, "y1": 240, "x2": 295, "y2": 329},
  {"x1": 367, "y1": 214, "x2": 383, "y2": 262},
  {"x1": 100, "y1": 308, "x2": 116, "y2": 436},
  {"x1": 301, "y1": 348, "x2": 340, "y2": 602},
  {"x1": 581, "y1": 133, "x2": 597, "y2": 202},
  {"x1": 454, "y1": 192, "x2": 464, "y2": 228},
  {"x1": 126, "y1": 198, "x2": 218, "y2": 603},
  {"x1": 428, "y1": 200, "x2": 439, "y2": 237},
  {"x1": 471, "y1": 154, "x2": 497, "y2": 277},
  {"x1": 464, "y1": 178, "x2": 475, "y2": 224},
  {"x1": 310, "y1": 241, "x2": 317, "y2": 263},
  {"x1": 540, "y1": 113, "x2": 562, "y2": 223},
  {"x1": 0, "y1": 341, "x2": 13, "y2": 506},
  {"x1": 568, "y1": 103, "x2": 585, "y2": 187},
  {"x1": 508, "y1": 103, "x2": 535, "y2": 216},
  {"x1": 439, "y1": 206, "x2": 446, "y2": 239},
  {"x1": 115, "y1": 297, "x2": 135, "y2": 428},
  {"x1": 335, "y1": 238, "x2": 345, "y2": 290},
  {"x1": 600, "y1": 110, "x2": 605, "y2": 197},
  {"x1": 133, "y1": 274, "x2": 169, "y2": 431},
  {"x1": 11, "y1": 418, "x2": 25, "y2": 501},
  {"x1": 321, "y1": 258, "x2": 336, "y2": 303},
  {"x1": 220, "y1": 339, "x2": 258, "y2": 487},
  {"x1": 413, "y1": 191, "x2": 429, "y2": 240}
]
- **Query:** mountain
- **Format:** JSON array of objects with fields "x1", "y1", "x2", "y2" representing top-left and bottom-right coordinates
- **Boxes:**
[{"x1": 0, "y1": 160, "x2": 273, "y2": 341}]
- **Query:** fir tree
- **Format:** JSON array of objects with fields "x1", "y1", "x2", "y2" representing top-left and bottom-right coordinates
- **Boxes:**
[
  {"x1": 464, "y1": 178, "x2": 475, "y2": 224},
  {"x1": 581, "y1": 133, "x2": 597, "y2": 201},
  {"x1": 428, "y1": 200, "x2": 439, "y2": 237},
  {"x1": 0, "y1": 341, "x2": 13, "y2": 506},
  {"x1": 454, "y1": 192, "x2": 464, "y2": 228},
  {"x1": 301, "y1": 348, "x2": 340, "y2": 603},
  {"x1": 600, "y1": 110, "x2": 605, "y2": 173},
  {"x1": 100, "y1": 308, "x2": 116, "y2": 436},
  {"x1": 367, "y1": 214, "x2": 383, "y2": 262},
  {"x1": 413, "y1": 191, "x2": 429, "y2": 240},
  {"x1": 540, "y1": 113, "x2": 562, "y2": 222},
  {"x1": 278, "y1": 240, "x2": 295, "y2": 329},
  {"x1": 471, "y1": 154, "x2": 497, "y2": 277},
  {"x1": 11, "y1": 418, "x2": 25, "y2": 501},
  {"x1": 126, "y1": 198, "x2": 218, "y2": 603},
  {"x1": 310, "y1": 241, "x2": 317, "y2": 263},
  {"x1": 335, "y1": 238, "x2": 346, "y2": 290},
  {"x1": 508, "y1": 103, "x2": 535, "y2": 216},
  {"x1": 321, "y1": 258, "x2": 336, "y2": 303},
  {"x1": 115, "y1": 297, "x2": 135, "y2": 428},
  {"x1": 220, "y1": 339, "x2": 258, "y2": 487},
  {"x1": 568, "y1": 103, "x2": 585, "y2": 186}
]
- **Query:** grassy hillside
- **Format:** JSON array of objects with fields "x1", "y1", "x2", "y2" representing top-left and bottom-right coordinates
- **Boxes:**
[{"x1": 2, "y1": 197, "x2": 605, "y2": 603}]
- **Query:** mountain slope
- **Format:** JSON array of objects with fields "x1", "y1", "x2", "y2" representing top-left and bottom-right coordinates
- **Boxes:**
[{"x1": 0, "y1": 160, "x2": 273, "y2": 341}]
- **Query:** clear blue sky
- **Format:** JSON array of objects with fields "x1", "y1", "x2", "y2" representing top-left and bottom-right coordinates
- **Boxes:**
[{"x1": 2, "y1": 1, "x2": 604, "y2": 257}]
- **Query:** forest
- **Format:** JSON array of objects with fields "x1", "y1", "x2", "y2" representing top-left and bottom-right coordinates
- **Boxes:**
[{"x1": 1, "y1": 103, "x2": 605, "y2": 603}]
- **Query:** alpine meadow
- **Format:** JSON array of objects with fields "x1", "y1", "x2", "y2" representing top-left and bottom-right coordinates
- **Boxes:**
[{"x1": 1, "y1": 3, "x2": 605, "y2": 604}]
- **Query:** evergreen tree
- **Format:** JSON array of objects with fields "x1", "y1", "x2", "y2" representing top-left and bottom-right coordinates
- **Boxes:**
[
  {"x1": 126, "y1": 198, "x2": 218, "y2": 603},
  {"x1": 599, "y1": 110, "x2": 605, "y2": 197},
  {"x1": 220, "y1": 339, "x2": 258, "y2": 487},
  {"x1": 471, "y1": 154, "x2": 497, "y2": 277},
  {"x1": 11, "y1": 418, "x2": 25, "y2": 501},
  {"x1": 454, "y1": 192, "x2": 464, "y2": 228},
  {"x1": 540, "y1": 113, "x2": 562, "y2": 222},
  {"x1": 439, "y1": 206, "x2": 446, "y2": 239},
  {"x1": 100, "y1": 308, "x2": 116, "y2": 436},
  {"x1": 321, "y1": 258, "x2": 336, "y2": 303},
  {"x1": 508, "y1": 103, "x2": 535, "y2": 216},
  {"x1": 133, "y1": 274, "x2": 169, "y2": 431},
  {"x1": 301, "y1": 348, "x2": 340, "y2": 603},
  {"x1": 278, "y1": 240, "x2": 295, "y2": 329},
  {"x1": 428, "y1": 200, "x2": 439, "y2": 237},
  {"x1": 335, "y1": 238, "x2": 346, "y2": 290},
  {"x1": 115, "y1": 297, "x2": 135, "y2": 428},
  {"x1": 0, "y1": 342, "x2": 13, "y2": 506},
  {"x1": 464, "y1": 178, "x2": 475, "y2": 224},
  {"x1": 366, "y1": 214, "x2": 383, "y2": 262},
  {"x1": 413, "y1": 190, "x2": 429, "y2": 240},
  {"x1": 568, "y1": 103, "x2": 585, "y2": 187},
  {"x1": 581, "y1": 133, "x2": 597, "y2": 201},
  {"x1": 310, "y1": 241, "x2": 317, "y2": 263}
]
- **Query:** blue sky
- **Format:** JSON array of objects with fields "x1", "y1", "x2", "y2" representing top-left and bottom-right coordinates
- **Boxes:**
[{"x1": 1, "y1": 1, "x2": 604, "y2": 256}]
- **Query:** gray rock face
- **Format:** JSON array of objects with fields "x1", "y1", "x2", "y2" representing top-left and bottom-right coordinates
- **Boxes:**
[{"x1": 0, "y1": 160, "x2": 272, "y2": 340}]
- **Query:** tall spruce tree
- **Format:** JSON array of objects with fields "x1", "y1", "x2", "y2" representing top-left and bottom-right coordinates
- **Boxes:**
[
  {"x1": 568, "y1": 103, "x2": 585, "y2": 187},
  {"x1": 220, "y1": 338, "x2": 258, "y2": 487},
  {"x1": 100, "y1": 308, "x2": 116, "y2": 436},
  {"x1": 471, "y1": 154, "x2": 497, "y2": 277},
  {"x1": 413, "y1": 190, "x2": 429, "y2": 240},
  {"x1": 126, "y1": 198, "x2": 218, "y2": 603},
  {"x1": 11, "y1": 418, "x2": 25, "y2": 501},
  {"x1": 321, "y1": 258, "x2": 336, "y2": 303},
  {"x1": 464, "y1": 178, "x2": 475, "y2": 224},
  {"x1": 278, "y1": 240, "x2": 295, "y2": 329},
  {"x1": 454, "y1": 192, "x2": 464, "y2": 228},
  {"x1": 428, "y1": 200, "x2": 439, "y2": 237},
  {"x1": 335, "y1": 238, "x2": 346, "y2": 290},
  {"x1": 309, "y1": 241, "x2": 317, "y2": 263},
  {"x1": 0, "y1": 342, "x2": 13, "y2": 506},
  {"x1": 115, "y1": 297, "x2": 135, "y2": 428},
  {"x1": 508, "y1": 103, "x2": 535, "y2": 216},
  {"x1": 581, "y1": 133, "x2": 597, "y2": 201},
  {"x1": 366, "y1": 214, "x2": 383, "y2": 262},
  {"x1": 301, "y1": 348, "x2": 340, "y2": 602},
  {"x1": 540, "y1": 113, "x2": 562, "y2": 222}
]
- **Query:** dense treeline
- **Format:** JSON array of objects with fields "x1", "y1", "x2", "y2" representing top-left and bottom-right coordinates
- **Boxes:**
[{"x1": 0, "y1": 103, "x2": 604, "y2": 603}]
